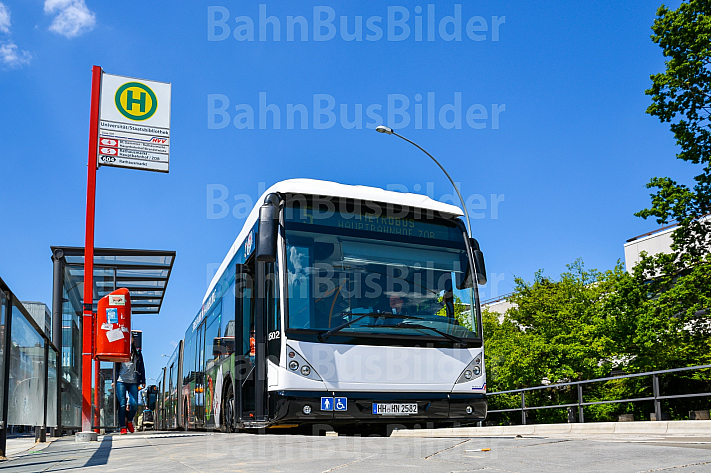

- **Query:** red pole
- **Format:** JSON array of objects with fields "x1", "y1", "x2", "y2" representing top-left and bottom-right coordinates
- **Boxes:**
[
  {"x1": 82, "y1": 65, "x2": 102, "y2": 433},
  {"x1": 94, "y1": 359, "x2": 100, "y2": 432}
]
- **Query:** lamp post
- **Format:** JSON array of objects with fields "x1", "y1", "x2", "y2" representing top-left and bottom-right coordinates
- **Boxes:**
[
  {"x1": 375, "y1": 125, "x2": 472, "y2": 235},
  {"x1": 375, "y1": 125, "x2": 487, "y2": 286}
]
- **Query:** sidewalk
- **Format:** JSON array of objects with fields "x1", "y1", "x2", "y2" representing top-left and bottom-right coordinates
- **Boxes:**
[
  {"x1": 0, "y1": 426, "x2": 709, "y2": 473},
  {"x1": 0, "y1": 432, "x2": 210, "y2": 473},
  {"x1": 2, "y1": 435, "x2": 55, "y2": 459}
]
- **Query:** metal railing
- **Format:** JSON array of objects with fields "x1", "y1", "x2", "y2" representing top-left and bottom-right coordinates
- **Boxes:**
[
  {"x1": 487, "y1": 364, "x2": 711, "y2": 424},
  {"x1": 481, "y1": 293, "x2": 514, "y2": 306},
  {"x1": 0, "y1": 276, "x2": 60, "y2": 457}
]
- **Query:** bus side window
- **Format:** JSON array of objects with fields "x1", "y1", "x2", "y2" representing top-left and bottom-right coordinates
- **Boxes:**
[
  {"x1": 183, "y1": 332, "x2": 195, "y2": 386},
  {"x1": 220, "y1": 282, "x2": 236, "y2": 357},
  {"x1": 236, "y1": 267, "x2": 254, "y2": 358},
  {"x1": 286, "y1": 243, "x2": 311, "y2": 329},
  {"x1": 206, "y1": 310, "x2": 221, "y2": 367},
  {"x1": 197, "y1": 322, "x2": 204, "y2": 374}
]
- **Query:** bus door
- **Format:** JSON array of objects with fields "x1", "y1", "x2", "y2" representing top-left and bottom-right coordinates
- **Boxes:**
[{"x1": 236, "y1": 261, "x2": 256, "y2": 423}]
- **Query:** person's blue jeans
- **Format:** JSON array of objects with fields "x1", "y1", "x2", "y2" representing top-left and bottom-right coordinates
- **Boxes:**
[{"x1": 117, "y1": 381, "x2": 138, "y2": 428}]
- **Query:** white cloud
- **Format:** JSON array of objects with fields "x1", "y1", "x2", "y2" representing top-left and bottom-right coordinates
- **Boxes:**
[
  {"x1": 0, "y1": 41, "x2": 31, "y2": 67},
  {"x1": 0, "y1": 4, "x2": 31, "y2": 67},
  {"x1": 44, "y1": 0, "x2": 72, "y2": 9},
  {"x1": 44, "y1": 0, "x2": 95, "y2": 38},
  {"x1": 0, "y1": 3, "x2": 10, "y2": 34}
]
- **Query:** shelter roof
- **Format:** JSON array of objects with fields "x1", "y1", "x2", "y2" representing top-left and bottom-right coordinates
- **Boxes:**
[{"x1": 51, "y1": 246, "x2": 176, "y2": 315}]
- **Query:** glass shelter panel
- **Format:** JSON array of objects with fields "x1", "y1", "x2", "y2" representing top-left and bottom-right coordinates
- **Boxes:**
[
  {"x1": 97, "y1": 361, "x2": 116, "y2": 429},
  {"x1": 47, "y1": 348, "x2": 58, "y2": 428},
  {"x1": 61, "y1": 265, "x2": 82, "y2": 428},
  {"x1": 8, "y1": 302, "x2": 46, "y2": 427}
]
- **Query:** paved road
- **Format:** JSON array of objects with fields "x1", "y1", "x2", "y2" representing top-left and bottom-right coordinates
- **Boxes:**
[{"x1": 1, "y1": 431, "x2": 710, "y2": 472}]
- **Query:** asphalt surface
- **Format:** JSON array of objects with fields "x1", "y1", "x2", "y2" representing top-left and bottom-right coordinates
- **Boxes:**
[{"x1": 1, "y1": 431, "x2": 710, "y2": 472}]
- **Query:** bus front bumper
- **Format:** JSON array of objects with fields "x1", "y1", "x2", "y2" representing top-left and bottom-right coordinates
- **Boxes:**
[{"x1": 271, "y1": 391, "x2": 487, "y2": 425}]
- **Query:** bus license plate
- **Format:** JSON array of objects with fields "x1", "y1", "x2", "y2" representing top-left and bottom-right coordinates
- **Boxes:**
[{"x1": 372, "y1": 403, "x2": 418, "y2": 415}]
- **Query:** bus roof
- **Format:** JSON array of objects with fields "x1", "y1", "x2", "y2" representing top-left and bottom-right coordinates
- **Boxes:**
[{"x1": 203, "y1": 178, "x2": 464, "y2": 304}]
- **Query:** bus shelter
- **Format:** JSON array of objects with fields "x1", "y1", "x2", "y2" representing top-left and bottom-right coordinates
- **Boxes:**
[
  {"x1": 50, "y1": 246, "x2": 175, "y2": 433},
  {"x1": 0, "y1": 276, "x2": 59, "y2": 456}
]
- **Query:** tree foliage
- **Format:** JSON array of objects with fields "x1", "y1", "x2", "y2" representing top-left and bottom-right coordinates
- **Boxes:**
[
  {"x1": 484, "y1": 260, "x2": 623, "y2": 392},
  {"x1": 484, "y1": 259, "x2": 711, "y2": 423},
  {"x1": 638, "y1": 0, "x2": 711, "y2": 265}
]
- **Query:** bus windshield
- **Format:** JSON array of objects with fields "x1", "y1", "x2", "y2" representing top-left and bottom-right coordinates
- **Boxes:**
[{"x1": 285, "y1": 205, "x2": 479, "y2": 341}]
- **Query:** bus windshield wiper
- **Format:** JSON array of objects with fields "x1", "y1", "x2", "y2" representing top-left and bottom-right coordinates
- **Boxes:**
[
  {"x1": 317, "y1": 312, "x2": 418, "y2": 341},
  {"x1": 391, "y1": 322, "x2": 467, "y2": 345}
]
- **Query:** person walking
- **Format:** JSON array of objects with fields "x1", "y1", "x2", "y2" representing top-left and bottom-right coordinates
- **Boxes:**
[{"x1": 114, "y1": 336, "x2": 145, "y2": 434}]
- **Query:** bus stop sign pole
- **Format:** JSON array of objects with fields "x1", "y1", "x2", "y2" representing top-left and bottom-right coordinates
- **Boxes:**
[{"x1": 81, "y1": 65, "x2": 102, "y2": 436}]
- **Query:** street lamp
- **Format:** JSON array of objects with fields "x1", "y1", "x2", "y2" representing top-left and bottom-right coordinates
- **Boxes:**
[
  {"x1": 375, "y1": 125, "x2": 486, "y2": 285},
  {"x1": 375, "y1": 125, "x2": 472, "y2": 235}
]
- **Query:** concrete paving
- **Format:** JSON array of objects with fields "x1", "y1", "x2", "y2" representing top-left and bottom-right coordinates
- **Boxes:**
[
  {"x1": 1, "y1": 435, "x2": 55, "y2": 459},
  {"x1": 0, "y1": 429, "x2": 709, "y2": 472}
]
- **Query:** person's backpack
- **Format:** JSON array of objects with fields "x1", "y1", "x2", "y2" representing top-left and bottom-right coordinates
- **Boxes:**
[{"x1": 142, "y1": 409, "x2": 154, "y2": 425}]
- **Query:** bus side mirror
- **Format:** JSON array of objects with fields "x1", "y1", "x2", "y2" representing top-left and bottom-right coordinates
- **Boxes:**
[
  {"x1": 256, "y1": 194, "x2": 280, "y2": 262},
  {"x1": 470, "y1": 238, "x2": 487, "y2": 285}
]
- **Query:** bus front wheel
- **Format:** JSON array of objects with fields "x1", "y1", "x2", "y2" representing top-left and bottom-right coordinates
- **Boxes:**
[{"x1": 221, "y1": 382, "x2": 235, "y2": 433}]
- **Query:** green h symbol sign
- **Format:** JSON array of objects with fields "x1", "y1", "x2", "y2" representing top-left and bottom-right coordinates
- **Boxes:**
[
  {"x1": 115, "y1": 82, "x2": 157, "y2": 121},
  {"x1": 126, "y1": 90, "x2": 146, "y2": 113}
]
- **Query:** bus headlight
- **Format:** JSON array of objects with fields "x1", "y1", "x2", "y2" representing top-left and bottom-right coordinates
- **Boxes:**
[
  {"x1": 456, "y1": 355, "x2": 485, "y2": 384},
  {"x1": 303, "y1": 405, "x2": 312, "y2": 415},
  {"x1": 285, "y1": 344, "x2": 323, "y2": 381}
]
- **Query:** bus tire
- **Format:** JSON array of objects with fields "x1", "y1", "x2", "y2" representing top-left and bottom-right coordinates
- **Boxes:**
[{"x1": 221, "y1": 381, "x2": 234, "y2": 433}]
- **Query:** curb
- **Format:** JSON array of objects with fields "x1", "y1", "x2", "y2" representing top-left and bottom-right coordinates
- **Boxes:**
[{"x1": 391, "y1": 420, "x2": 711, "y2": 438}]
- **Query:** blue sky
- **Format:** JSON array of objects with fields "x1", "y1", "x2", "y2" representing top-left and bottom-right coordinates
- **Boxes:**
[{"x1": 0, "y1": 1, "x2": 693, "y2": 381}]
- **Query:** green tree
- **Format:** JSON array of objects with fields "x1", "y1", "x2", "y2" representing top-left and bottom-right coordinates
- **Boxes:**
[
  {"x1": 483, "y1": 259, "x2": 711, "y2": 424},
  {"x1": 483, "y1": 261, "x2": 633, "y2": 423},
  {"x1": 612, "y1": 258, "x2": 711, "y2": 372},
  {"x1": 638, "y1": 0, "x2": 711, "y2": 265},
  {"x1": 484, "y1": 260, "x2": 622, "y2": 392},
  {"x1": 625, "y1": 1, "x2": 711, "y2": 419}
]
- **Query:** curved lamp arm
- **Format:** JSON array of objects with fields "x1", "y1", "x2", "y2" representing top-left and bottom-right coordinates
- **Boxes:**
[{"x1": 375, "y1": 125, "x2": 472, "y2": 235}]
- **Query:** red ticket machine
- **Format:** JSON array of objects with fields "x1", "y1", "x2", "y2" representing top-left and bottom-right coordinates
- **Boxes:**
[{"x1": 94, "y1": 288, "x2": 132, "y2": 362}]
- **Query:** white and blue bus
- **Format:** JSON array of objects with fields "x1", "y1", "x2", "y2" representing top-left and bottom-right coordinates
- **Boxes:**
[{"x1": 158, "y1": 179, "x2": 487, "y2": 434}]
